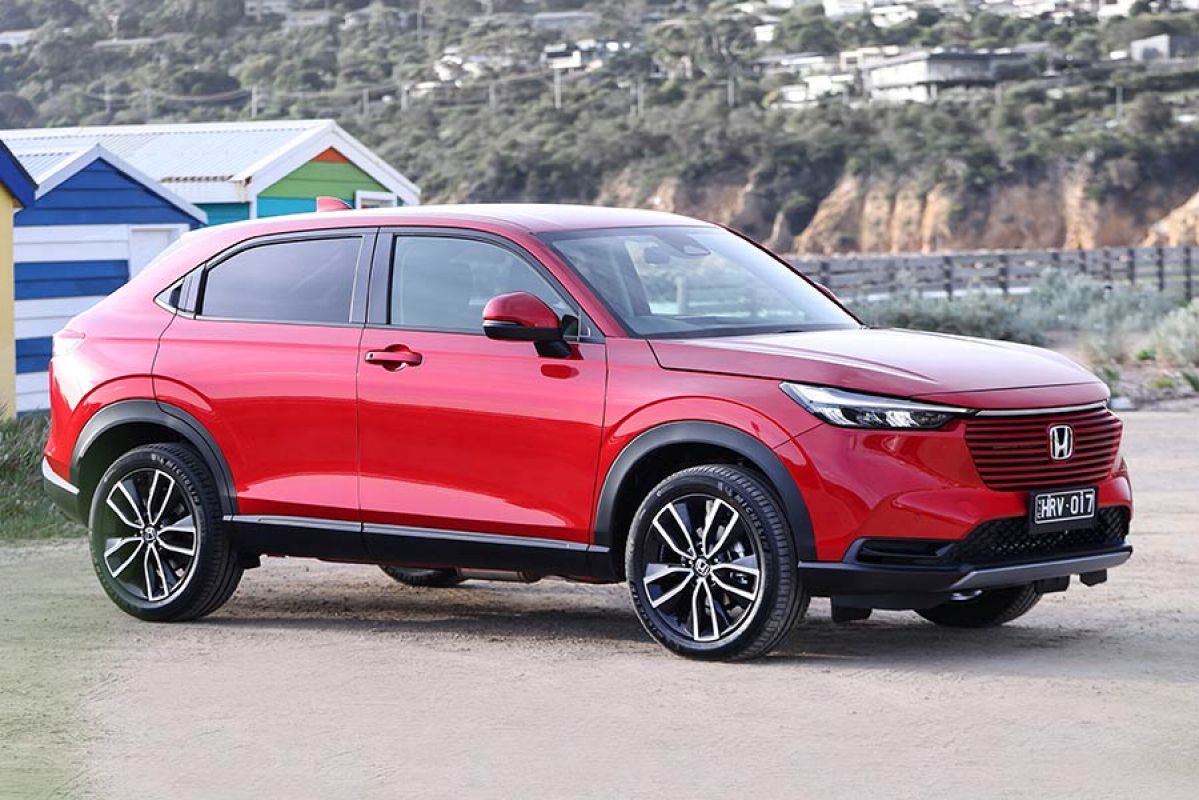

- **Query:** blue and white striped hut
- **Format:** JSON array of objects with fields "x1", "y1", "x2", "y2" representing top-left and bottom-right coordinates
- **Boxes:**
[{"x1": 8, "y1": 142, "x2": 205, "y2": 413}]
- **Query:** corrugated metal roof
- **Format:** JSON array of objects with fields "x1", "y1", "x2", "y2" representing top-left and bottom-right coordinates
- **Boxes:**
[
  {"x1": 1, "y1": 120, "x2": 329, "y2": 184},
  {"x1": 6, "y1": 147, "x2": 86, "y2": 183}
]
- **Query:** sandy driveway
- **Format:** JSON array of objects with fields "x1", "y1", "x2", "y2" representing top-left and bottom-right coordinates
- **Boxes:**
[{"x1": 3, "y1": 411, "x2": 1197, "y2": 799}]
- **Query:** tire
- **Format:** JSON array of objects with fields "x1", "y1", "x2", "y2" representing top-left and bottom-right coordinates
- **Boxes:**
[
  {"x1": 89, "y1": 443, "x2": 243, "y2": 622},
  {"x1": 379, "y1": 565, "x2": 465, "y2": 588},
  {"x1": 916, "y1": 584, "x2": 1041, "y2": 628},
  {"x1": 625, "y1": 464, "x2": 808, "y2": 661}
]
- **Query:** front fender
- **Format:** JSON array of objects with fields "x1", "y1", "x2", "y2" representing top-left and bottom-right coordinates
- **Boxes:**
[{"x1": 592, "y1": 417, "x2": 818, "y2": 562}]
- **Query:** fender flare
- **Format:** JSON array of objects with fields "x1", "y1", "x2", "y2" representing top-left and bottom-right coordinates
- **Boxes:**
[
  {"x1": 592, "y1": 421, "x2": 817, "y2": 562},
  {"x1": 71, "y1": 399, "x2": 238, "y2": 517}
]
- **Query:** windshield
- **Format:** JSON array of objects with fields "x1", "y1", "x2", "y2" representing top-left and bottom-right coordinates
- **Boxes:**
[{"x1": 542, "y1": 226, "x2": 858, "y2": 338}]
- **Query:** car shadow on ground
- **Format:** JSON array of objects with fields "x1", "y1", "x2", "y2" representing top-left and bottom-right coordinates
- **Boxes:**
[{"x1": 192, "y1": 578, "x2": 1165, "y2": 678}]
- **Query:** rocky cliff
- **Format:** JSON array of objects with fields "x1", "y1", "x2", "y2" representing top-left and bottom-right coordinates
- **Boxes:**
[{"x1": 599, "y1": 163, "x2": 1199, "y2": 255}]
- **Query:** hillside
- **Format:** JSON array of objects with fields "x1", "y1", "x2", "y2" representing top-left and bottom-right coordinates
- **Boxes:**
[{"x1": 3, "y1": 0, "x2": 1199, "y2": 252}]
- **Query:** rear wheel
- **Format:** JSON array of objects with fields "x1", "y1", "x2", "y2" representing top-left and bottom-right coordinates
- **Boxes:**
[
  {"x1": 916, "y1": 584, "x2": 1041, "y2": 628},
  {"x1": 89, "y1": 443, "x2": 242, "y2": 622},
  {"x1": 379, "y1": 566, "x2": 465, "y2": 588},
  {"x1": 625, "y1": 464, "x2": 807, "y2": 661}
]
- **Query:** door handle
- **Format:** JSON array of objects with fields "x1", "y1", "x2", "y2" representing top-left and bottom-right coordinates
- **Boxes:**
[{"x1": 364, "y1": 347, "x2": 423, "y2": 370}]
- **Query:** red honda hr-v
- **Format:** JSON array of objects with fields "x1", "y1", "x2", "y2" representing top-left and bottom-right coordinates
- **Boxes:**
[{"x1": 43, "y1": 204, "x2": 1132, "y2": 660}]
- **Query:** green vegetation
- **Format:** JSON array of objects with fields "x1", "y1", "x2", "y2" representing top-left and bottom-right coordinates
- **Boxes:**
[
  {"x1": 0, "y1": 415, "x2": 80, "y2": 540},
  {"x1": 852, "y1": 270, "x2": 1177, "y2": 350},
  {"x1": 1, "y1": 2, "x2": 1198, "y2": 238},
  {"x1": 851, "y1": 272, "x2": 1198, "y2": 402},
  {"x1": 1152, "y1": 299, "x2": 1199, "y2": 366}
]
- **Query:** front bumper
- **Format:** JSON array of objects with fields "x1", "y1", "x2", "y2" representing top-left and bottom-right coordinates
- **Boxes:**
[
  {"x1": 800, "y1": 545, "x2": 1132, "y2": 596},
  {"x1": 43, "y1": 457, "x2": 85, "y2": 524}
]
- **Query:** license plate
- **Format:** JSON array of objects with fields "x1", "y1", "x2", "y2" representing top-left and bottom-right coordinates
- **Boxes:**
[{"x1": 1029, "y1": 487, "x2": 1098, "y2": 533}]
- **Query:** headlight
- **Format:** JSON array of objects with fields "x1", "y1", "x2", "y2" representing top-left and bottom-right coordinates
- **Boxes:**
[{"x1": 780, "y1": 383, "x2": 970, "y2": 430}]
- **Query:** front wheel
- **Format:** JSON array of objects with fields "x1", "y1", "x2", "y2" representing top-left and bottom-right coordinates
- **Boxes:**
[
  {"x1": 916, "y1": 584, "x2": 1041, "y2": 628},
  {"x1": 625, "y1": 464, "x2": 807, "y2": 661},
  {"x1": 89, "y1": 443, "x2": 242, "y2": 622}
]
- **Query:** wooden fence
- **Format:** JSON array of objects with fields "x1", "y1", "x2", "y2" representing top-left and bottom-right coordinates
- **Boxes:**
[{"x1": 789, "y1": 246, "x2": 1198, "y2": 302}]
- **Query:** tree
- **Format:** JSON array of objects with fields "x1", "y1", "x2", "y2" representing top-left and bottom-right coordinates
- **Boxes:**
[{"x1": 1128, "y1": 93, "x2": 1174, "y2": 136}]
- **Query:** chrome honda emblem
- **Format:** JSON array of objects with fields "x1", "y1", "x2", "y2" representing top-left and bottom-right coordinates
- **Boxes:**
[{"x1": 1048, "y1": 425, "x2": 1074, "y2": 461}]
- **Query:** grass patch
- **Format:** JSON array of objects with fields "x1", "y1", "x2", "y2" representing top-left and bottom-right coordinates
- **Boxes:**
[{"x1": 0, "y1": 414, "x2": 83, "y2": 541}]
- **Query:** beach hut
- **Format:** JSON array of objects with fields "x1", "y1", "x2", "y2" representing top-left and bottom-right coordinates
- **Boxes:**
[
  {"x1": 0, "y1": 139, "x2": 36, "y2": 419},
  {"x1": 0, "y1": 120, "x2": 420, "y2": 224},
  {"x1": 6, "y1": 143, "x2": 206, "y2": 413}
]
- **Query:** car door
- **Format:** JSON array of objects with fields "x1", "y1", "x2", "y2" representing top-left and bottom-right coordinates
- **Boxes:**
[
  {"x1": 154, "y1": 230, "x2": 371, "y2": 545},
  {"x1": 356, "y1": 230, "x2": 607, "y2": 564}
]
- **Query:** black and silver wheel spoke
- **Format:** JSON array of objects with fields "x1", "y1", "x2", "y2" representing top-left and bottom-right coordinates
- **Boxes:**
[
  {"x1": 641, "y1": 493, "x2": 763, "y2": 645},
  {"x1": 101, "y1": 469, "x2": 198, "y2": 603}
]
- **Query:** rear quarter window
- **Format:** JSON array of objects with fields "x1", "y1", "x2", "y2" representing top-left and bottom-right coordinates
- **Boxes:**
[{"x1": 199, "y1": 237, "x2": 362, "y2": 325}]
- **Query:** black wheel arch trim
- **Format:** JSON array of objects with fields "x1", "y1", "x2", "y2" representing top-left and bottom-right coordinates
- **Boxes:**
[
  {"x1": 71, "y1": 399, "x2": 238, "y2": 518},
  {"x1": 592, "y1": 421, "x2": 817, "y2": 562}
]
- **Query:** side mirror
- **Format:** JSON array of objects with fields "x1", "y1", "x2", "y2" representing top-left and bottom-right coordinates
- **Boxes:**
[{"x1": 482, "y1": 292, "x2": 570, "y2": 357}]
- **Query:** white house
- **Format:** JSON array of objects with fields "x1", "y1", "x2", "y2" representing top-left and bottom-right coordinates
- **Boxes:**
[{"x1": 863, "y1": 49, "x2": 1030, "y2": 103}]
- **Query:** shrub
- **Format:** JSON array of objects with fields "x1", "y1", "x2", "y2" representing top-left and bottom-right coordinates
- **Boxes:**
[
  {"x1": 0, "y1": 414, "x2": 80, "y2": 540},
  {"x1": 1151, "y1": 299, "x2": 1199, "y2": 367},
  {"x1": 851, "y1": 290, "x2": 1044, "y2": 344}
]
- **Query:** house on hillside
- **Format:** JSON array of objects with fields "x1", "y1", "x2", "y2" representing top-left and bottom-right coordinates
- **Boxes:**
[
  {"x1": 773, "y1": 73, "x2": 856, "y2": 108},
  {"x1": 0, "y1": 140, "x2": 37, "y2": 420},
  {"x1": 0, "y1": 29, "x2": 37, "y2": 50},
  {"x1": 531, "y1": 11, "x2": 600, "y2": 33},
  {"x1": 2, "y1": 143, "x2": 206, "y2": 413},
  {"x1": 0, "y1": 121, "x2": 420, "y2": 225},
  {"x1": 862, "y1": 49, "x2": 1031, "y2": 103},
  {"x1": 541, "y1": 40, "x2": 629, "y2": 73},
  {"x1": 1130, "y1": 34, "x2": 1199, "y2": 63},
  {"x1": 751, "y1": 52, "x2": 838, "y2": 78},
  {"x1": 244, "y1": 0, "x2": 290, "y2": 18}
]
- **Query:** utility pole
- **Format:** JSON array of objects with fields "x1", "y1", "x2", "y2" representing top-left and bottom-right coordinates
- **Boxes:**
[
  {"x1": 250, "y1": 85, "x2": 259, "y2": 118},
  {"x1": 553, "y1": 69, "x2": 562, "y2": 110}
]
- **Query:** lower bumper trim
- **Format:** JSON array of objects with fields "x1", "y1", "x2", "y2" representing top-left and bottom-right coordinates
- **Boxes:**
[
  {"x1": 42, "y1": 457, "x2": 85, "y2": 524},
  {"x1": 799, "y1": 546, "x2": 1133, "y2": 596},
  {"x1": 949, "y1": 550, "x2": 1132, "y2": 591}
]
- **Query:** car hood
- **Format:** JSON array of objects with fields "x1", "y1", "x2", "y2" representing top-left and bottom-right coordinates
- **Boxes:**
[{"x1": 649, "y1": 329, "x2": 1108, "y2": 408}]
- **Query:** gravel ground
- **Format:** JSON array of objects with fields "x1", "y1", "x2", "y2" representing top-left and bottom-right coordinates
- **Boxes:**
[{"x1": 2, "y1": 411, "x2": 1197, "y2": 799}]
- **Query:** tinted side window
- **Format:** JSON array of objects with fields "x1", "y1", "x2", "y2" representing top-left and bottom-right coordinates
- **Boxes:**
[
  {"x1": 200, "y1": 237, "x2": 361, "y2": 324},
  {"x1": 389, "y1": 236, "x2": 573, "y2": 333}
]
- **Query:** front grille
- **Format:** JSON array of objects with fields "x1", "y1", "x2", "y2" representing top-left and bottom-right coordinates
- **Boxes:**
[
  {"x1": 947, "y1": 507, "x2": 1128, "y2": 566},
  {"x1": 965, "y1": 407, "x2": 1122, "y2": 491}
]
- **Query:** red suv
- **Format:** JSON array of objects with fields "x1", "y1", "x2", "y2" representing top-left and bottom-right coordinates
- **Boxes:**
[{"x1": 43, "y1": 205, "x2": 1132, "y2": 660}]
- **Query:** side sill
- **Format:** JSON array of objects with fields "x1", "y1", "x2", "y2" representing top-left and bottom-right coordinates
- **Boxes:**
[{"x1": 224, "y1": 515, "x2": 612, "y2": 578}]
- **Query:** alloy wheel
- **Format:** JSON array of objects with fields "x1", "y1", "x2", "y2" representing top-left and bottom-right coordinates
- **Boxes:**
[
  {"x1": 639, "y1": 493, "x2": 763, "y2": 643},
  {"x1": 100, "y1": 468, "x2": 199, "y2": 603}
]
